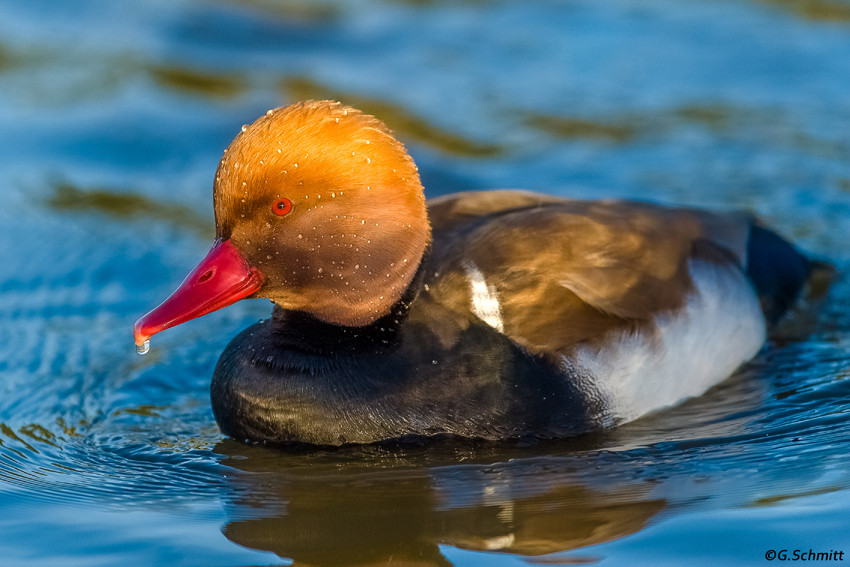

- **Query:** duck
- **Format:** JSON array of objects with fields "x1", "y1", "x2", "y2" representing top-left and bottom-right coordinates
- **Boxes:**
[{"x1": 133, "y1": 100, "x2": 821, "y2": 446}]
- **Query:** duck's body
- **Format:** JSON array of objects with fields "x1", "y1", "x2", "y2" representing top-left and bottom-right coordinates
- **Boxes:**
[{"x1": 134, "y1": 101, "x2": 819, "y2": 446}]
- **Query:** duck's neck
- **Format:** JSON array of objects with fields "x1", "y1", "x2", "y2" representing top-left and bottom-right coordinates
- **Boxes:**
[{"x1": 267, "y1": 252, "x2": 429, "y2": 355}]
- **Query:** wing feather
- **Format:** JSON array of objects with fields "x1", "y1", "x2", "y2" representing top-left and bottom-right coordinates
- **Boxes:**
[{"x1": 425, "y1": 192, "x2": 754, "y2": 355}]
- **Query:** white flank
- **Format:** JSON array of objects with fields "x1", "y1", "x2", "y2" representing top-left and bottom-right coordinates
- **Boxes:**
[
  {"x1": 463, "y1": 260, "x2": 504, "y2": 332},
  {"x1": 570, "y1": 259, "x2": 767, "y2": 426}
]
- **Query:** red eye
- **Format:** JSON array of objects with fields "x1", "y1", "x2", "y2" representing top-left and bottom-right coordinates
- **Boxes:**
[{"x1": 272, "y1": 198, "x2": 293, "y2": 216}]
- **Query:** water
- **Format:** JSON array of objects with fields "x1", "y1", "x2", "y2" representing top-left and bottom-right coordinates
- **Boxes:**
[{"x1": 1, "y1": 0, "x2": 850, "y2": 565}]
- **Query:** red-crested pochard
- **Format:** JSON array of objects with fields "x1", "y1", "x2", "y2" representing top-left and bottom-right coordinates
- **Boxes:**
[{"x1": 134, "y1": 100, "x2": 820, "y2": 446}]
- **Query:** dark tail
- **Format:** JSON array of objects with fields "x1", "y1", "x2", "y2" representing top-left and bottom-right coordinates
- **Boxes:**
[{"x1": 745, "y1": 225, "x2": 832, "y2": 325}]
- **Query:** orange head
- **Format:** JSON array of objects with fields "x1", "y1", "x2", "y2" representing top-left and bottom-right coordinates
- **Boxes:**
[{"x1": 134, "y1": 100, "x2": 431, "y2": 350}]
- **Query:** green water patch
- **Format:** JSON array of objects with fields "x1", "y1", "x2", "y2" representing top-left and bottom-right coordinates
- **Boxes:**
[
  {"x1": 524, "y1": 114, "x2": 639, "y2": 143},
  {"x1": 525, "y1": 103, "x2": 849, "y2": 159},
  {"x1": 759, "y1": 0, "x2": 850, "y2": 22},
  {"x1": 224, "y1": 0, "x2": 341, "y2": 22},
  {"x1": 148, "y1": 65, "x2": 246, "y2": 99},
  {"x1": 0, "y1": 44, "x2": 12, "y2": 72},
  {"x1": 0, "y1": 420, "x2": 77, "y2": 454},
  {"x1": 113, "y1": 404, "x2": 168, "y2": 418},
  {"x1": 524, "y1": 103, "x2": 760, "y2": 143},
  {"x1": 282, "y1": 77, "x2": 506, "y2": 158},
  {"x1": 747, "y1": 484, "x2": 845, "y2": 507},
  {"x1": 47, "y1": 183, "x2": 213, "y2": 238}
]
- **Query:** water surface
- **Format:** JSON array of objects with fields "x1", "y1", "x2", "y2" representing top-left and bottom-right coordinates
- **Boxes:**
[{"x1": 1, "y1": 0, "x2": 850, "y2": 565}]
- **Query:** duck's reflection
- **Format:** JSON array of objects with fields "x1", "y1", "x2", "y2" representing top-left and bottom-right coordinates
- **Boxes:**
[{"x1": 215, "y1": 440, "x2": 665, "y2": 566}]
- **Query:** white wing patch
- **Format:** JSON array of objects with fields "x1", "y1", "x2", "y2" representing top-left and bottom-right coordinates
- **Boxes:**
[
  {"x1": 463, "y1": 260, "x2": 504, "y2": 332},
  {"x1": 571, "y1": 259, "x2": 767, "y2": 426}
]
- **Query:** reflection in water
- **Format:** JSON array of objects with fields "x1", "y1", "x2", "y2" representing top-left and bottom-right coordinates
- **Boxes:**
[
  {"x1": 226, "y1": 0, "x2": 342, "y2": 23},
  {"x1": 216, "y1": 440, "x2": 665, "y2": 566},
  {"x1": 47, "y1": 183, "x2": 213, "y2": 237},
  {"x1": 524, "y1": 104, "x2": 849, "y2": 159},
  {"x1": 524, "y1": 113, "x2": 639, "y2": 143},
  {"x1": 148, "y1": 65, "x2": 246, "y2": 99},
  {"x1": 282, "y1": 77, "x2": 505, "y2": 158},
  {"x1": 209, "y1": 337, "x2": 850, "y2": 566},
  {"x1": 0, "y1": 44, "x2": 11, "y2": 71},
  {"x1": 758, "y1": 0, "x2": 850, "y2": 22}
]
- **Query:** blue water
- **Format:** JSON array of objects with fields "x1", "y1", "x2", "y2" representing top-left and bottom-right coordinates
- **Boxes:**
[{"x1": 2, "y1": 0, "x2": 850, "y2": 565}]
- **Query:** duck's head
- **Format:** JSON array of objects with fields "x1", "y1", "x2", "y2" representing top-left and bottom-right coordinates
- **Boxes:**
[{"x1": 133, "y1": 100, "x2": 430, "y2": 352}]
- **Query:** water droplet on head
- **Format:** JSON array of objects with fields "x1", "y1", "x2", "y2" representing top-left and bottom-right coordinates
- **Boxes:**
[
  {"x1": 136, "y1": 340, "x2": 150, "y2": 355},
  {"x1": 241, "y1": 124, "x2": 248, "y2": 132}
]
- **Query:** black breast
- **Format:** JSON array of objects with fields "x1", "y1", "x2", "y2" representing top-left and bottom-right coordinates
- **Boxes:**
[{"x1": 210, "y1": 296, "x2": 601, "y2": 446}]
